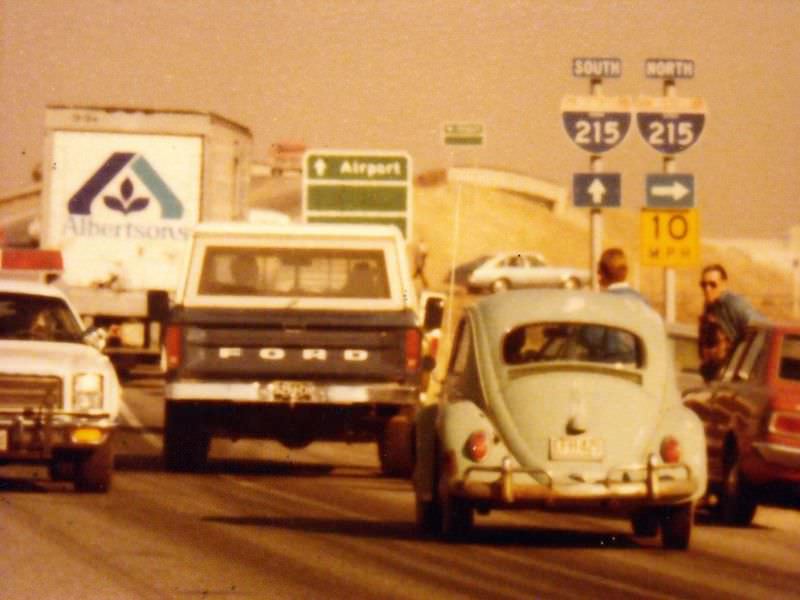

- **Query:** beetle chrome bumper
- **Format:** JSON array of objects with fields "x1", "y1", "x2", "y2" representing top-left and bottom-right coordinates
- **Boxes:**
[{"x1": 453, "y1": 455, "x2": 699, "y2": 507}]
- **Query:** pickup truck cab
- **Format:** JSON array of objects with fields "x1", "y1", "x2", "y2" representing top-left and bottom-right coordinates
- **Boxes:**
[{"x1": 160, "y1": 222, "x2": 442, "y2": 474}]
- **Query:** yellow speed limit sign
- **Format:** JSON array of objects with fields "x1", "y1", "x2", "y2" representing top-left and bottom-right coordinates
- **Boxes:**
[{"x1": 640, "y1": 208, "x2": 699, "y2": 267}]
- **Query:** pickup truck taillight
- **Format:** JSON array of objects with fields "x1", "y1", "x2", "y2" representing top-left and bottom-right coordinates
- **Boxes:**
[
  {"x1": 164, "y1": 325, "x2": 183, "y2": 371},
  {"x1": 405, "y1": 328, "x2": 422, "y2": 373}
]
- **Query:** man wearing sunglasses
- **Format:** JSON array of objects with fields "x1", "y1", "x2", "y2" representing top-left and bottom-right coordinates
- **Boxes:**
[{"x1": 698, "y1": 263, "x2": 763, "y2": 380}]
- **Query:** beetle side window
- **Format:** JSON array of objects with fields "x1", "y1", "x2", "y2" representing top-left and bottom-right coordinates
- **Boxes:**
[{"x1": 444, "y1": 319, "x2": 485, "y2": 407}]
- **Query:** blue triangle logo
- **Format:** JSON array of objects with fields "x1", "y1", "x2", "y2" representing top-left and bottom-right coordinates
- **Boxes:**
[{"x1": 67, "y1": 153, "x2": 183, "y2": 219}]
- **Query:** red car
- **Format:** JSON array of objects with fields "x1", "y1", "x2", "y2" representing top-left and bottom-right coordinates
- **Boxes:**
[{"x1": 683, "y1": 321, "x2": 800, "y2": 525}]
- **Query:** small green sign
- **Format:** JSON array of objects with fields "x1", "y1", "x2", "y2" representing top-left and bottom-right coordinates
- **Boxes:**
[
  {"x1": 443, "y1": 122, "x2": 484, "y2": 146},
  {"x1": 302, "y1": 150, "x2": 412, "y2": 238}
]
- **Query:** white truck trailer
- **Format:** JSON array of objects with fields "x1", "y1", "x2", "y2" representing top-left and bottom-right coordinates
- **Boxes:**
[{"x1": 39, "y1": 106, "x2": 252, "y2": 373}]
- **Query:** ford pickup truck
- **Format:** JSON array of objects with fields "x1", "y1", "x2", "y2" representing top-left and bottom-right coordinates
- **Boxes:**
[{"x1": 157, "y1": 222, "x2": 442, "y2": 475}]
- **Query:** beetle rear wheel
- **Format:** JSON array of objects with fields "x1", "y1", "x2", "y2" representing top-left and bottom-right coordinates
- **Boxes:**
[
  {"x1": 439, "y1": 475, "x2": 473, "y2": 540},
  {"x1": 660, "y1": 503, "x2": 694, "y2": 550},
  {"x1": 631, "y1": 508, "x2": 660, "y2": 537}
]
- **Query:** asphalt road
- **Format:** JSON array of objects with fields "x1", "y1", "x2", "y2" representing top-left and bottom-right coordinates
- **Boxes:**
[{"x1": 2, "y1": 370, "x2": 799, "y2": 600}]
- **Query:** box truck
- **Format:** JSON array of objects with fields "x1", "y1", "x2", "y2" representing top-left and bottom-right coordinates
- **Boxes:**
[{"x1": 39, "y1": 106, "x2": 252, "y2": 373}]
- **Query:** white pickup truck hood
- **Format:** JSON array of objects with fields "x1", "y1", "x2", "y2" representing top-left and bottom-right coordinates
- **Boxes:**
[{"x1": 0, "y1": 340, "x2": 113, "y2": 378}]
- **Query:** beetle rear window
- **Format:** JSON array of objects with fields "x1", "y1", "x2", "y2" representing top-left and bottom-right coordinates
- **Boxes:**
[{"x1": 503, "y1": 322, "x2": 644, "y2": 368}]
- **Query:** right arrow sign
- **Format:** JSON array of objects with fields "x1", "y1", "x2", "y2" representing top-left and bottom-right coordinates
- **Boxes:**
[{"x1": 646, "y1": 174, "x2": 695, "y2": 208}]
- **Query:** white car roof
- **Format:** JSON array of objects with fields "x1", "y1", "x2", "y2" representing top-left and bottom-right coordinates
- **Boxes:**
[{"x1": 0, "y1": 277, "x2": 70, "y2": 300}]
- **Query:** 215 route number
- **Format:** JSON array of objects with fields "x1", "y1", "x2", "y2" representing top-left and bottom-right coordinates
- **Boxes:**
[
  {"x1": 637, "y1": 113, "x2": 705, "y2": 154},
  {"x1": 562, "y1": 112, "x2": 631, "y2": 153}
]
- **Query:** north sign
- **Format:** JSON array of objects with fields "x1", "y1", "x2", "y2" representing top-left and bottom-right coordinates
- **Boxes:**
[
  {"x1": 302, "y1": 150, "x2": 412, "y2": 238},
  {"x1": 646, "y1": 174, "x2": 695, "y2": 208},
  {"x1": 561, "y1": 95, "x2": 633, "y2": 153},
  {"x1": 637, "y1": 95, "x2": 707, "y2": 154},
  {"x1": 573, "y1": 173, "x2": 621, "y2": 208}
]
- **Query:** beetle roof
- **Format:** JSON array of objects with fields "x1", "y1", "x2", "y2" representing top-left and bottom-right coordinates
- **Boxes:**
[{"x1": 470, "y1": 288, "x2": 663, "y2": 337}]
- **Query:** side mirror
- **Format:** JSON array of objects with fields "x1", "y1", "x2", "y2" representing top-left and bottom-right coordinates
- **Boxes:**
[
  {"x1": 148, "y1": 290, "x2": 171, "y2": 323},
  {"x1": 82, "y1": 325, "x2": 108, "y2": 351},
  {"x1": 421, "y1": 292, "x2": 445, "y2": 331}
]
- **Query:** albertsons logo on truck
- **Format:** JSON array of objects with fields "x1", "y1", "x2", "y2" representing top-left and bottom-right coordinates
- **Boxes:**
[{"x1": 40, "y1": 106, "x2": 252, "y2": 371}]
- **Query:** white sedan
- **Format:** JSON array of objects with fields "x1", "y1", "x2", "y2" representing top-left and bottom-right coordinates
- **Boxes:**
[{"x1": 466, "y1": 251, "x2": 590, "y2": 293}]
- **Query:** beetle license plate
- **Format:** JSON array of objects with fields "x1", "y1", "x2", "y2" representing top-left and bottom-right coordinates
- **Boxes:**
[
  {"x1": 549, "y1": 436, "x2": 604, "y2": 461},
  {"x1": 266, "y1": 381, "x2": 317, "y2": 403}
]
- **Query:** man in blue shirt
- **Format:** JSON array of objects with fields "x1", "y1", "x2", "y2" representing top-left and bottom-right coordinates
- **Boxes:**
[{"x1": 698, "y1": 263, "x2": 763, "y2": 380}]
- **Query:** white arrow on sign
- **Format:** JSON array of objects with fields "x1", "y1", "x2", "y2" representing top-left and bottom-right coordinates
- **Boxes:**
[
  {"x1": 313, "y1": 158, "x2": 327, "y2": 177},
  {"x1": 651, "y1": 181, "x2": 689, "y2": 202},
  {"x1": 588, "y1": 178, "x2": 607, "y2": 204}
]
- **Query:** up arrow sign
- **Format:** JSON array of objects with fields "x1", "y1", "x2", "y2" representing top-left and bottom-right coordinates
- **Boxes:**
[
  {"x1": 313, "y1": 158, "x2": 328, "y2": 177},
  {"x1": 645, "y1": 174, "x2": 695, "y2": 208},
  {"x1": 588, "y1": 178, "x2": 606, "y2": 204},
  {"x1": 573, "y1": 173, "x2": 621, "y2": 208}
]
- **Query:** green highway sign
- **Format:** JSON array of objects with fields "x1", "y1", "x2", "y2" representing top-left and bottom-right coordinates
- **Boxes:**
[
  {"x1": 443, "y1": 122, "x2": 485, "y2": 146},
  {"x1": 302, "y1": 150, "x2": 412, "y2": 238}
]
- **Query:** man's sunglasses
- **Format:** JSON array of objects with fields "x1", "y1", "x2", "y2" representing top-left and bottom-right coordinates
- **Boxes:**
[{"x1": 699, "y1": 281, "x2": 718, "y2": 289}]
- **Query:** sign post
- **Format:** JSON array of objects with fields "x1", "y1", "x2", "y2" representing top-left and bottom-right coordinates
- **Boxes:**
[
  {"x1": 302, "y1": 150, "x2": 412, "y2": 239},
  {"x1": 442, "y1": 122, "x2": 484, "y2": 338},
  {"x1": 637, "y1": 59, "x2": 706, "y2": 321},
  {"x1": 563, "y1": 58, "x2": 630, "y2": 290}
]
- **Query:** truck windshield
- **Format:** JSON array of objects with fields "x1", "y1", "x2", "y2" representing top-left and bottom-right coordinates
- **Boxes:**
[
  {"x1": 0, "y1": 293, "x2": 84, "y2": 343},
  {"x1": 198, "y1": 247, "x2": 391, "y2": 299}
]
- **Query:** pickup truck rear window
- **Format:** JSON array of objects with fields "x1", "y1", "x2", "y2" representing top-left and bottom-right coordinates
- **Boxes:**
[{"x1": 197, "y1": 247, "x2": 391, "y2": 299}]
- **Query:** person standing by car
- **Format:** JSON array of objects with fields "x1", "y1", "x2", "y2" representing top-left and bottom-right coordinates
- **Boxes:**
[
  {"x1": 597, "y1": 247, "x2": 648, "y2": 303},
  {"x1": 697, "y1": 263, "x2": 763, "y2": 381}
]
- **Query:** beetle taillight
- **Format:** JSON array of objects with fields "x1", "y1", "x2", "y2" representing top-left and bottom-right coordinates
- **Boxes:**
[
  {"x1": 466, "y1": 430, "x2": 489, "y2": 462},
  {"x1": 660, "y1": 436, "x2": 681, "y2": 464},
  {"x1": 405, "y1": 328, "x2": 421, "y2": 372},
  {"x1": 164, "y1": 325, "x2": 183, "y2": 371}
]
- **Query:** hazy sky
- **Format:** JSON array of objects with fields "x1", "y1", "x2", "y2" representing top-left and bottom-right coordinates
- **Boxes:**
[{"x1": 2, "y1": 0, "x2": 799, "y2": 238}]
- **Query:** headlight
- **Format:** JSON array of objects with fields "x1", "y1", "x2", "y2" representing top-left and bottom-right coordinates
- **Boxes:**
[{"x1": 73, "y1": 373, "x2": 104, "y2": 411}]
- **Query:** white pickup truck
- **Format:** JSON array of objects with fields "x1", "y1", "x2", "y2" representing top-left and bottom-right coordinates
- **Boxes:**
[
  {"x1": 0, "y1": 249, "x2": 121, "y2": 491},
  {"x1": 156, "y1": 222, "x2": 443, "y2": 475}
]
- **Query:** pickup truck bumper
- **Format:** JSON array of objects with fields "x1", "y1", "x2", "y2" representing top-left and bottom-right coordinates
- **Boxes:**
[
  {"x1": 0, "y1": 412, "x2": 115, "y2": 461},
  {"x1": 166, "y1": 380, "x2": 420, "y2": 405}
]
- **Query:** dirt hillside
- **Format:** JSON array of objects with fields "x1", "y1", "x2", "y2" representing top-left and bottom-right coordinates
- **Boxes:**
[{"x1": 412, "y1": 176, "x2": 792, "y2": 330}]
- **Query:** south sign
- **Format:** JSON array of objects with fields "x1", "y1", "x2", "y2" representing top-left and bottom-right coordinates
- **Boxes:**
[{"x1": 561, "y1": 95, "x2": 633, "y2": 153}]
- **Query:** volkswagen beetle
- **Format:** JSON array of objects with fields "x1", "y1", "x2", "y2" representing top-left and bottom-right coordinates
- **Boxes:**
[{"x1": 413, "y1": 289, "x2": 707, "y2": 549}]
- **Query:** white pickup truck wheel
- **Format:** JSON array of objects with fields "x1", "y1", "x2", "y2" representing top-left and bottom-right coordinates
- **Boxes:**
[
  {"x1": 378, "y1": 414, "x2": 414, "y2": 477},
  {"x1": 74, "y1": 442, "x2": 114, "y2": 493}
]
